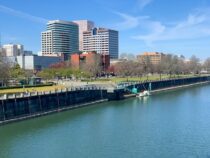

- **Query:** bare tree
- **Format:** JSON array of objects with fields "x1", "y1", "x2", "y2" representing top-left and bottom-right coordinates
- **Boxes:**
[
  {"x1": 114, "y1": 61, "x2": 135, "y2": 81},
  {"x1": 133, "y1": 62, "x2": 144, "y2": 79},
  {"x1": 155, "y1": 62, "x2": 164, "y2": 80},
  {"x1": 189, "y1": 55, "x2": 201, "y2": 74},
  {"x1": 204, "y1": 57, "x2": 210, "y2": 72},
  {"x1": 81, "y1": 54, "x2": 102, "y2": 78},
  {"x1": 138, "y1": 55, "x2": 154, "y2": 80}
]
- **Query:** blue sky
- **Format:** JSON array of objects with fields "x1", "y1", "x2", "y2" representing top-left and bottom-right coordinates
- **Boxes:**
[{"x1": 0, "y1": 0, "x2": 210, "y2": 59}]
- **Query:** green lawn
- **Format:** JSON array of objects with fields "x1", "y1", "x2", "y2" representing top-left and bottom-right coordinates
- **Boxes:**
[
  {"x1": 0, "y1": 85, "x2": 65, "y2": 95},
  {"x1": 95, "y1": 74, "x2": 200, "y2": 83}
]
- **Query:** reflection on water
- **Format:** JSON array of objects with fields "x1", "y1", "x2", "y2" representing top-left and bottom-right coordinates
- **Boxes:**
[{"x1": 136, "y1": 96, "x2": 150, "y2": 105}]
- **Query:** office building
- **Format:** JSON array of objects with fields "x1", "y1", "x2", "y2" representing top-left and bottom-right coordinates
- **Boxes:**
[
  {"x1": 137, "y1": 52, "x2": 165, "y2": 65},
  {"x1": 41, "y1": 20, "x2": 79, "y2": 56},
  {"x1": 73, "y1": 20, "x2": 94, "y2": 51},
  {"x1": 2, "y1": 44, "x2": 18, "y2": 56},
  {"x1": 6, "y1": 55, "x2": 61, "y2": 71},
  {"x1": 23, "y1": 50, "x2": 33, "y2": 56},
  {"x1": 1, "y1": 44, "x2": 24, "y2": 56},
  {"x1": 17, "y1": 44, "x2": 24, "y2": 55},
  {"x1": 83, "y1": 28, "x2": 119, "y2": 59}
]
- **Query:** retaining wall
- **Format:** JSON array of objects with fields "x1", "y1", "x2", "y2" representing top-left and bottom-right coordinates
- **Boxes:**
[
  {"x1": 126, "y1": 76, "x2": 210, "y2": 92},
  {"x1": 0, "y1": 89, "x2": 107, "y2": 123}
]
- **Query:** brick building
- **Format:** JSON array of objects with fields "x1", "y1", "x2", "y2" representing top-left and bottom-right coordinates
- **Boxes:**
[{"x1": 70, "y1": 51, "x2": 110, "y2": 71}]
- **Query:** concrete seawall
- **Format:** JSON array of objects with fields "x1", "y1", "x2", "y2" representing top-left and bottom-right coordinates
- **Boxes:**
[{"x1": 0, "y1": 89, "x2": 108, "y2": 125}]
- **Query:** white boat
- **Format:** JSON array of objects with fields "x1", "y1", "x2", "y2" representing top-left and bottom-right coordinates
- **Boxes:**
[{"x1": 137, "y1": 90, "x2": 150, "y2": 97}]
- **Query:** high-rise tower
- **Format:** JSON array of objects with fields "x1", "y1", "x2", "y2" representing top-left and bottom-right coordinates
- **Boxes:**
[
  {"x1": 83, "y1": 28, "x2": 119, "y2": 59},
  {"x1": 41, "y1": 20, "x2": 79, "y2": 56},
  {"x1": 73, "y1": 20, "x2": 94, "y2": 51}
]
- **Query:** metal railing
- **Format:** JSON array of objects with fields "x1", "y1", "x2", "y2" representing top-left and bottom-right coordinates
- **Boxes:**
[{"x1": 0, "y1": 85, "x2": 107, "y2": 100}]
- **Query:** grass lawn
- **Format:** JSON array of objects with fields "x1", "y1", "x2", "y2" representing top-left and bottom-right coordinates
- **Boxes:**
[
  {"x1": 0, "y1": 74, "x2": 203, "y2": 94},
  {"x1": 95, "y1": 74, "x2": 199, "y2": 83},
  {"x1": 0, "y1": 85, "x2": 65, "y2": 95}
]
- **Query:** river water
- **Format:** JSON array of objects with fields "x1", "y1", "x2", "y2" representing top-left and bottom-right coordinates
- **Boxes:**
[{"x1": 1, "y1": 85, "x2": 210, "y2": 158}]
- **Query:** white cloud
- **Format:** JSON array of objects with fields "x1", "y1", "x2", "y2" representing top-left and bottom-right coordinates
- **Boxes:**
[
  {"x1": 130, "y1": 9, "x2": 210, "y2": 44},
  {"x1": 112, "y1": 11, "x2": 149, "y2": 30},
  {"x1": 138, "y1": 0, "x2": 153, "y2": 9},
  {"x1": 0, "y1": 4, "x2": 48, "y2": 24}
]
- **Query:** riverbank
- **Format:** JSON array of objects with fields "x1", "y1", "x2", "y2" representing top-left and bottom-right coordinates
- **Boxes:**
[{"x1": 0, "y1": 76, "x2": 210, "y2": 125}]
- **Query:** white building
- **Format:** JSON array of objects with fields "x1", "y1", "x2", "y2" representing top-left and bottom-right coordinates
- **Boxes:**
[
  {"x1": 2, "y1": 44, "x2": 18, "y2": 56},
  {"x1": 73, "y1": 20, "x2": 94, "y2": 51},
  {"x1": 83, "y1": 28, "x2": 119, "y2": 59},
  {"x1": 6, "y1": 55, "x2": 61, "y2": 70},
  {"x1": 41, "y1": 20, "x2": 79, "y2": 56},
  {"x1": 2, "y1": 44, "x2": 24, "y2": 56}
]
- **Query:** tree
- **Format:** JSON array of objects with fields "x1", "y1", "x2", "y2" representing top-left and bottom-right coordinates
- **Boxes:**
[
  {"x1": 10, "y1": 64, "x2": 25, "y2": 79},
  {"x1": 204, "y1": 57, "x2": 210, "y2": 72},
  {"x1": 0, "y1": 54, "x2": 10, "y2": 86},
  {"x1": 155, "y1": 62, "x2": 164, "y2": 80},
  {"x1": 189, "y1": 55, "x2": 201, "y2": 74},
  {"x1": 114, "y1": 61, "x2": 136, "y2": 81},
  {"x1": 144, "y1": 56, "x2": 154, "y2": 76},
  {"x1": 50, "y1": 61, "x2": 68, "y2": 69},
  {"x1": 37, "y1": 68, "x2": 56, "y2": 80},
  {"x1": 80, "y1": 54, "x2": 102, "y2": 78},
  {"x1": 155, "y1": 54, "x2": 187, "y2": 79},
  {"x1": 133, "y1": 62, "x2": 144, "y2": 79}
]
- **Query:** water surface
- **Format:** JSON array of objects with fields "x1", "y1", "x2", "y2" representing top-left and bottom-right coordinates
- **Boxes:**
[{"x1": 1, "y1": 85, "x2": 210, "y2": 158}]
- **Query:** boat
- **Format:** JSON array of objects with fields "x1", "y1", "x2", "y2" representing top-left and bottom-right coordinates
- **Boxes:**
[
  {"x1": 137, "y1": 83, "x2": 152, "y2": 97},
  {"x1": 137, "y1": 90, "x2": 150, "y2": 97}
]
